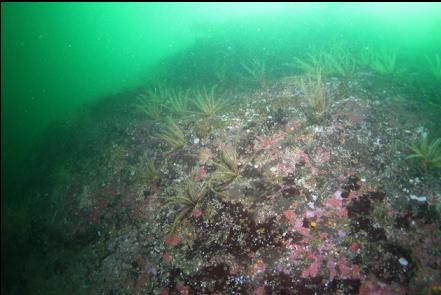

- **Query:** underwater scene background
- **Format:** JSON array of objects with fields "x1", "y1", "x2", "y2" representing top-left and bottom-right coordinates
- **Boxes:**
[{"x1": 1, "y1": 2, "x2": 441, "y2": 294}]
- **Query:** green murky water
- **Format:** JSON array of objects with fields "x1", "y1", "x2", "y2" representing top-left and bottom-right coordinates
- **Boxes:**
[{"x1": 2, "y1": 3, "x2": 441, "y2": 294}]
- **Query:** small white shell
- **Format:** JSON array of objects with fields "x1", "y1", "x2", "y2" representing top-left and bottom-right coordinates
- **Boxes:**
[{"x1": 399, "y1": 257, "x2": 408, "y2": 266}]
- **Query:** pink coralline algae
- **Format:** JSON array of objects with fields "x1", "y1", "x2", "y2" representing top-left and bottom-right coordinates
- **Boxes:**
[
  {"x1": 358, "y1": 280, "x2": 405, "y2": 295},
  {"x1": 198, "y1": 147, "x2": 213, "y2": 165},
  {"x1": 254, "y1": 133, "x2": 284, "y2": 152},
  {"x1": 162, "y1": 252, "x2": 172, "y2": 264},
  {"x1": 254, "y1": 137, "x2": 275, "y2": 152},
  {"x1": 283, "y1": 210, "x2": 296, "y2": 223},
  {"x1": 297, "y1": 227, "x2": 310, "y2": 237},
  {"x1": 176, "y1": 285, "x2": 190, "y2": 295},
  {"x1": 283, "y1": 209, "x2": 309, "y2": 236},
  {"x1": 350, "y1": 242, "x2": 360, "y2": 253},
  {"x1": 256, "y1": 260, "x2": 266, "y2": 272},
  {"x1": 324, "y1": 193, "x2": 349, "y2": 218},
  {"x1": 324, "y1": 255, "x2": 360, "y2": 281},
  {"x1": 351, "y1": 264, "x2": 360, "y2": 277},
  {"x1": 196, "y1": 166, "x2": 207, "y2": 180},
  {"x1": 305, "y1": 210, "x2": 316, "y2": 218},
  {"x1": 134, "y1": 271, "x2": 149, "y2": 295},
  {"x1": 327, "y1": 259, "x2": 337, "y2": 280},
  {"x1": 164, "y1": 235, "x2": 182, "y2": 247},
  {"x1": 326, "y1": 195, "x2": 343, "y2": 208},
  {"x1": 251, "y1": 260, "x2": 266, "y2": 275},
  {"x1": 253, "y1": 286, "x2": 266, "y2": 295},
  {"x1": 296, "y1": 150, "x2": 312, "y2": 167},
  {"x1": 337, "y1": 207, "x2": 348, "y2": 217},
  {"x1": 337, "y1": 256, "x2": 352, "y2": 278},
  {"x1": 302, "y1": 256, "x2": 323, "y2": 278},
  {"x1": 192, "y1": 207, "x2": 202, "y2": 218}
]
